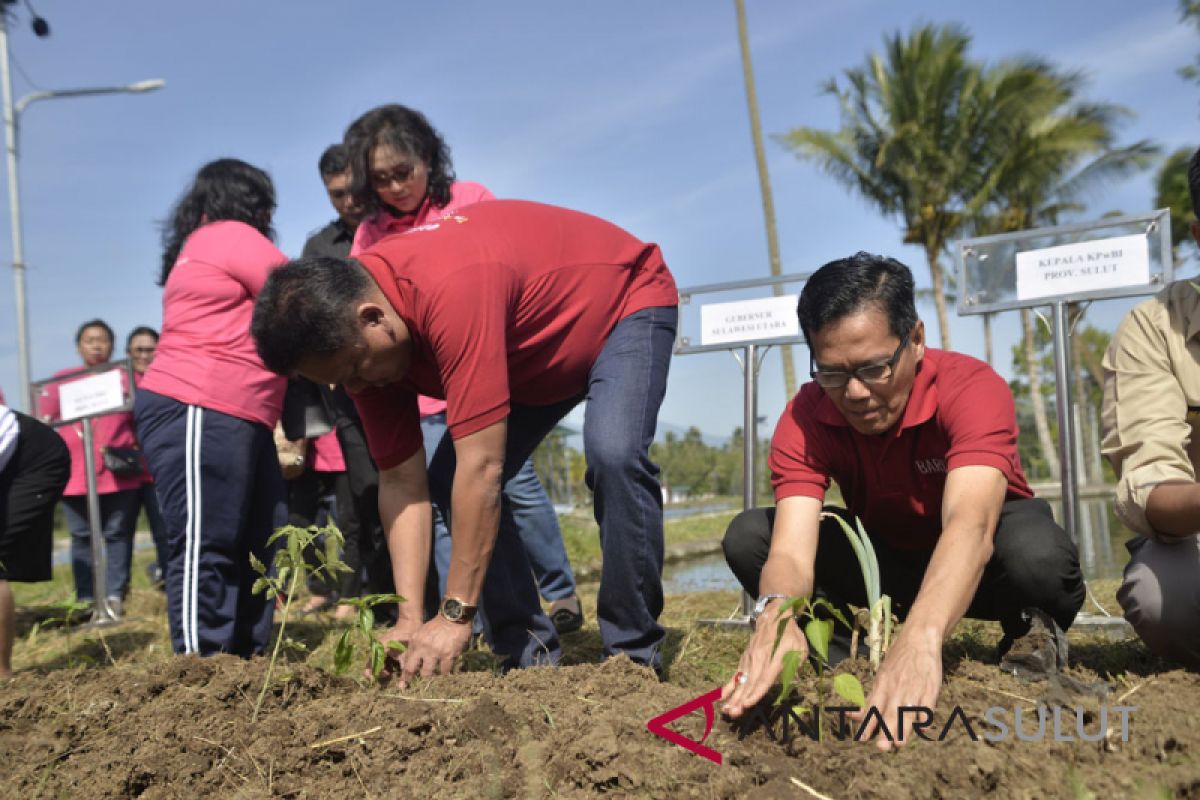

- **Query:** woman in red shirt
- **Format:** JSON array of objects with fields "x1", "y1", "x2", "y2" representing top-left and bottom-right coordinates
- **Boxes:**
[{"x1": 41, "y1": 320, "x2": 143, "y2": 617}]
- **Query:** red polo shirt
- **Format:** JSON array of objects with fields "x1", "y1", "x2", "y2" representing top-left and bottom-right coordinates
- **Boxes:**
[
  {"x1": 351, "y1": 200, "x2": 677, "y2": 470},
  {"x1": 769, "y1": 348, "x2": 1033, "y2": 550}
]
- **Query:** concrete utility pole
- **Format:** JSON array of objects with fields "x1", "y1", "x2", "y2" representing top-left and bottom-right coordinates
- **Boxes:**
[
  {"x1": 735, "y1": 0, "x2": 797, "y2": 399},
  {"x1": 0, "y1": 0, "x2": 163, "y2": 408}
]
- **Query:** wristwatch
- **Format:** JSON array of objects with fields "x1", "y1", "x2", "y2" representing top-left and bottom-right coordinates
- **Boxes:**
[
  {"x1": 440, "y1": 596, "x2": 479, "y2": 624},
  {"x1": 748, "y1": 593, "x2": 788, "y2": 627}
]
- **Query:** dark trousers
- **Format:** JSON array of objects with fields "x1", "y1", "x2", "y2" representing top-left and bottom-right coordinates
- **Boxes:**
[
  {"x1": 427, "y1": 305, "x2": 677, "y2": 671},
  {"x1": 332, "y1": 415, "x2": 393, "y2": 600},
  {"x1": 723, "y1": 498, "x2": 1085, "y2": 637},
  {"x1": 286, "y1": 468, "x2": 349, "y2": 597},
  {"x1": 135, "y1": 390, "x2": 286, "y2": 657},
  {"x1": 140, "y1": 481, "x2": 169, "y2": 581},
  {"x1": 0, "y1": 411, "x2": 70, "y2": 582}
]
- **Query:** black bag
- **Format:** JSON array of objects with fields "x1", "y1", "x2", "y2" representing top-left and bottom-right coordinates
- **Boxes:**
[
  {"x1": 102, "y1": 445, "x2": 144, "y2": 477},
  {"x1": 281, "y1": 377, "x2": 334, "y2": 441}
]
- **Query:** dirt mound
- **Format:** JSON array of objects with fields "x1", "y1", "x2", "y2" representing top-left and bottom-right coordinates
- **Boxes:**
[{"x1": 1, "y1": 654, "x2": 1198, "y2": 798}]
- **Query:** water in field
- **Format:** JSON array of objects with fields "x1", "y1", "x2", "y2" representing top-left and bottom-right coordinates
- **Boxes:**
[{"x1": 659, "y1": 495, "x2": 1132, "y2": 596}]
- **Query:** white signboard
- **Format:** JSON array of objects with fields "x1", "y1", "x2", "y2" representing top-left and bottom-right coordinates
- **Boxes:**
[
  {"x1": 58, "y1": 369, "x2": 126, "y2": 422},
  {"x1": 1015, "y1": 234, "x2": 1151, "y2": 302},
  {"x1": 700, "y1": 295, "x2": 799, "y2": 346}
]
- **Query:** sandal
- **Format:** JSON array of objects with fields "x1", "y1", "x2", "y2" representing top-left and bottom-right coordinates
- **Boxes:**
[{"x1": 300, "y1": 593, "x2": 339, "y2": 615}]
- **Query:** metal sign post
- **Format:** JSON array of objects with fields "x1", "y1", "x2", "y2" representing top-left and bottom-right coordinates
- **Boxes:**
[
  {"x1": 31, "y1": 359, "x2": 137, "y2": 626},
  {"x1": 675, "y1": 272, "x2": 810, "y2": 626},
  {"x1": 956, "y1": 210, "x2": 1173, "y2": 544}
]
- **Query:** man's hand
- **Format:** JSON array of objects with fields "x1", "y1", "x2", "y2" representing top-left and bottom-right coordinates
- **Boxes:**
[
  {"x1": 721, "y1": 609, "x2": 809, "y2": 719},
  {"x1": 397, "y1": 616, "x2": 474, "y2": 688},
  {"x1": 371, "y1": 617, "x2": 423, "y2": 682},
  {"x1": 851, "y1": 626, "x2": 942, "y2": 751}
]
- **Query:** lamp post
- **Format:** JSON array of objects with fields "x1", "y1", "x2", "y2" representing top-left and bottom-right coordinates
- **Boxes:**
[{"x1": 0, "y1": 9, "x2": 163, "y2": 409}]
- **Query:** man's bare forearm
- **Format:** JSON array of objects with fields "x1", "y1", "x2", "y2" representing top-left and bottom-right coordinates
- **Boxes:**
[
  {"x1": 377, "y1": 459, "x2": 433, "y2": 625},
  {"x1": 903, "y1": 521, "x2": 992, "y2": 642},
  {"x1": 759, "y1": 552, "x2": 814, "y2": 604},
  {"x1": 382, "y1": 496, "x2": 432, "y2": 623},
  {"x1": 444, "y1": 457, "x2": 504, "y2": 603}
]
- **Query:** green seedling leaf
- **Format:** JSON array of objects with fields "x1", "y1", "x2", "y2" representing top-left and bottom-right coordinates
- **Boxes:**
[
  {"x1": 385, "y1": 640, "x2": 406, "y2": 652},
  {"x1": 251, "y1": 577, "x2": 273, "y2": 596},
  {"x1": 333, "y1": 629, "x2": 354, "y2": 674},
  {"x1": 774, "y1": 649, "x2": 804, "y2": 707},
  {"x1": 770, "y1": 595, "x2": 812, "y2": 657},
  {"x1": 370, "y1": 640, "x2": 386, "y2": 678},
  {"x1": 360, "y1": 607, "x2": 376, "y2": 638},
  {"x1": 807, "y1": 597, "x2": 851, "y2": 631},
  {"x1": 364, "y1": 593, "x2": 405, "y2": 606},
  {"x1": 805, "y1": 617, "x2": 833, "y2": 665},
  {"x1": 283, "y1": 636, "x2": 308, "y2": 653},
  {"x1": 832, "y1": 673, "x2": 866, "y2": 709},
  {"x1": 249, "y1": 553, "x2": 267, "y2": 577}
]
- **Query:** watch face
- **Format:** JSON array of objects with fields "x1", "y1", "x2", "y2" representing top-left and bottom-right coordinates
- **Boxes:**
[{"x1": 442, "y1": 597, "x2": 463, "y2": 620}]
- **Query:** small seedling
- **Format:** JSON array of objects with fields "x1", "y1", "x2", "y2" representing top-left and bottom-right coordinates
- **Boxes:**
[
  {"x1": 769, "y1": 514, "x2": 893, "y2": 739},
  {"x1": 332, "y1": 593, "x2": 407, "y2": 679},
  {"x1": 770, "y1": 595, "x2": 861, "y2": 740},
  {"x1": 29, "y1": 599, "x2": 94, "y2": 667},
  {"x1": 250, "y1": 523, "x2": 349, "y2": 722},
  {"x1": 820, "y1": 512, "x2": 893, "y2": 669}
]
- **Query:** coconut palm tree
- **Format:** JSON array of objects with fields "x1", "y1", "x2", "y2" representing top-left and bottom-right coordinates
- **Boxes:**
[
  {"x1": 777, "y1": 24, "x2": 1047, "y2": 349},
  {"x1": 1154, "y1": 147, "x2": 1196, "y2": 263},
  {"x1": 980, "y1": 64, "x2": 1158, "y2": 480}
]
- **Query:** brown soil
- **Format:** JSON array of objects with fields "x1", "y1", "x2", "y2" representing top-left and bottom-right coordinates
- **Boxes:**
[{"x1": 1, "y1": 652, "x2": 1198, "y2": 798}]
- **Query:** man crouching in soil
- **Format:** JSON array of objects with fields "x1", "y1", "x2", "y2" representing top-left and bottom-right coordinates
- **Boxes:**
[
  {"x1": 719, "y1": 253, "x2": 1085, "y2": 749},
  {"x1": 251, "y1": 199, "x2": 678, "y2": 681}
]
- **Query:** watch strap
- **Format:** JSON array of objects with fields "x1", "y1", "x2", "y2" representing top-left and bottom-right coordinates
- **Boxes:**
[{"x1": 750, "y1": 593, "x2": 788, "y2": 625}]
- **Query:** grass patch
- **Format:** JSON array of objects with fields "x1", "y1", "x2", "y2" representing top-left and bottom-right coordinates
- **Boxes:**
[{"x1": 561, "y1": 509, "x2": 737, "y2": 572}]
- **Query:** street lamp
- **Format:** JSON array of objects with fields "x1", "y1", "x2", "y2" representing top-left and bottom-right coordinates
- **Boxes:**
[{"x1": 0, "y1": 13, "x2": 163, "y2": 408}]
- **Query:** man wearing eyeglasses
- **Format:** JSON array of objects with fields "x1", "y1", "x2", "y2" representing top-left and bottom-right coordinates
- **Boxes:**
[{"x1": 720, "y1": 252, "x2": 1084, "y2": 749}]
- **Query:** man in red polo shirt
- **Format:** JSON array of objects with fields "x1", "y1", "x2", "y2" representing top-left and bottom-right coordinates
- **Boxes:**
[
  {"x1": 251, "y1": 200, "x2": 678, "y2": 679},
  {"x1": 719, "y1": 253, "x2": 1084, "y2": 748}
]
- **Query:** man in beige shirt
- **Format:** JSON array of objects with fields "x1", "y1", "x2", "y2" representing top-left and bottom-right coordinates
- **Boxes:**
[{"x1": 1100, "y1": 146, "x2": 1200, "y2": 669}]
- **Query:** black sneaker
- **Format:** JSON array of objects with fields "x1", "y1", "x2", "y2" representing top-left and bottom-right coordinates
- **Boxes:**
[
  {"x1": 550, "y1": 605, "x2": 584, "y2": 635},
  {"x1": 998, "y1": 608, "x2": 1066, "y2": 679}
]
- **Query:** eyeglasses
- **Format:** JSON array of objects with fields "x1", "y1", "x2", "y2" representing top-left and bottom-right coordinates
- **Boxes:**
[
  {"x1": 129, "y1": 347, "x2": 156, "y2": 355},
  {"x1": 369, "y1": 162, "x2": 422, "y2": 190},
  {"x1": 810, "y1": 330, "x2": 912, "y2": 389}
]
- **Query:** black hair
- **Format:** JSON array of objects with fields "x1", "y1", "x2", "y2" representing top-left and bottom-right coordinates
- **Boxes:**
[
  {"x1": 125, "y1": 325, "x2": 159, "y2": 349},
  {"x1": 159, "y1": 158, "x2": 276, "y2": 286},
  {"x1": 318, "y1": 144, "x2": 350, "y2": 178},
  {"x1": 251, "y1": 256, "x2": 373, "y2": 375},
  {"x1": 343, "y1": 104, "x2": 455, "y2": 217},
  {"x1": 75, "y1": 318, "x2": 114, "y2": 345},
  {"x1": 1189, "y1": 145, "x2": 1200, "y2": 220},
  {"x1": 796, "y1": 252, "x2": 918, "y2": 343}
]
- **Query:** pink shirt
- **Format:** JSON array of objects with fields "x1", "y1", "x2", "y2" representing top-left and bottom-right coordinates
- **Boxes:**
[
  {"x1": 309, "y1": 429, "x2": 346, "y2": 473},
  {"x1": 40, "y1": 366, "x2": 144, "y2": 496},
  {"x1": 140, "y1": 221, "x2": 287, "y2": 428},
  {"x1": 351, "y1": 181, "x2": 495, "y2": 419}
]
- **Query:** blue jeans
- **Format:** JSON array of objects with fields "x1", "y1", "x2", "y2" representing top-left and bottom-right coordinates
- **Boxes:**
[
  {"x1": 423, "y1": 415, "x2": 577, "y2": 608},
  {"x1": 62, "y1": 489, "x2": 140, "y2": 602},
  {"x1": 427, "y1": 305, "x2": 676, "y2": 671}
]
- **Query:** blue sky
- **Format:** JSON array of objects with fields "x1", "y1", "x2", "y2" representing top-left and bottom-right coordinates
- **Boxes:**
[{"x1": 0, "y1": 0, "x2": 1194, "y2": 440}]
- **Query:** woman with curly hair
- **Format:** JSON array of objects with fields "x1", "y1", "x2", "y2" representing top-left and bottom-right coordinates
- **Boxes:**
[
  {"x1": 134, "y1": 158, "x2": 288, "y2": 657},
  {"x1": 344, "y1": 105, "x2": 584, "y2": 634}
]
